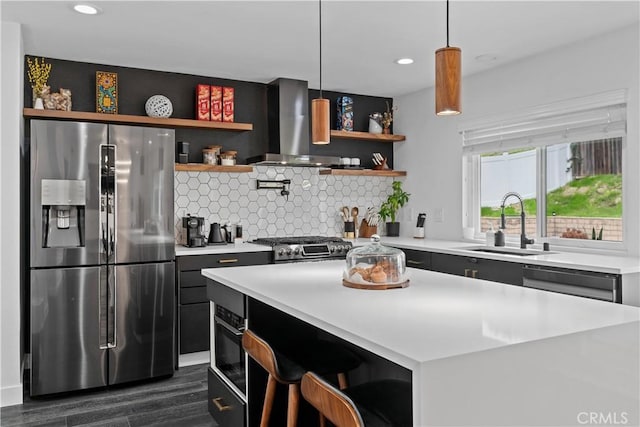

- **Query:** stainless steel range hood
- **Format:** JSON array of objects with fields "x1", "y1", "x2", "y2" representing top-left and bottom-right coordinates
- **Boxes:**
[{"x1": 248, "y1": 78, "x2": 340, "y2": 167}]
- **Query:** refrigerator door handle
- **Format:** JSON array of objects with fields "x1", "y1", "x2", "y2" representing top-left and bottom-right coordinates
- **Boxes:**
[
  {"x1": 99, "y1": 266, "x2": 108, "y2": 350},
  {"x1": 108, "y1": 266, "x2": 117, "y2": 349}
]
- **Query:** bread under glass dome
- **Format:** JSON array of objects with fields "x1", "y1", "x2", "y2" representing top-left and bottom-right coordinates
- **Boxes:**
[{"x1": 343, "y1": 235, "x2": 409, "y2": 289}]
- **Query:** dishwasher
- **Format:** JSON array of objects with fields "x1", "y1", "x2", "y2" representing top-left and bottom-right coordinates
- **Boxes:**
[{"x1": 522, "y1": 265, "x2": 621, "y2": 303}]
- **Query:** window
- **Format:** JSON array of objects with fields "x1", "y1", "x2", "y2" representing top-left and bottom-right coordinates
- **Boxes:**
[{"x1": 462, "y1": 90, "x2": 626, "y2": 248}]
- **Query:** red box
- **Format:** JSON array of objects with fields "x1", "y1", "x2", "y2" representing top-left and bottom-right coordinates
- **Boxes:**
[
  {"x1": 196, "y1": 84, "x2": 210, "y2": 120},
  {"x1": 210, "y1": 86, "x2": 222, "y2": 122},
  {"x1": 222, "y1": 87, "x2": 234, "y2": 122}
]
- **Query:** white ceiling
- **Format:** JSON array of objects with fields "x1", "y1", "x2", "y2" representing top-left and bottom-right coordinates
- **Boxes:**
[{"x1": 2, "y1": 1, "x2": 638, "y2": 97}]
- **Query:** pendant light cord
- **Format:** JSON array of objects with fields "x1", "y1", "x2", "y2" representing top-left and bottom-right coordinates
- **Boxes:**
[
  {"x1": 319, "y1": 0, "x2": 323, "y2": 98},
  {"x1": 446, "y1": 0, "x2": 450, "y2": 47}
]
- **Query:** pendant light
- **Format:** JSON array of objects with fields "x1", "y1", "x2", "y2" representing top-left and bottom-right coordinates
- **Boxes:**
[
  {"x1": 435, "y1": 0, "x2": 461, "y2": 115},
  {"x1": 312, "y1": 0, "x2": 330, "y2": 144}
]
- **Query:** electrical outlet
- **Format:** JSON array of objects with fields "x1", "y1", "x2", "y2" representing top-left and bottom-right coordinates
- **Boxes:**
[{"x1": 433, "y1": 207, "x2": 444, "y2": 223}]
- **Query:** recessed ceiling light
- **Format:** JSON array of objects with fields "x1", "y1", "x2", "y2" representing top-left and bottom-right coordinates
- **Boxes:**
[
  {"x1": 73, "y1": 4, "x2": 101, "y2": 15},
  {"x1": 395, "y1": 58, "x2": 414, "y2": 65}
]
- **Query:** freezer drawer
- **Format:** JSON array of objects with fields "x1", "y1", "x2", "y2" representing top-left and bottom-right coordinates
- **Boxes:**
[
  {"x1": 109, "y1": 262, "x2": 175, "y2": 385},
  {"x1": 30, "y1": 266, "x2": 108, "y2": 396}
]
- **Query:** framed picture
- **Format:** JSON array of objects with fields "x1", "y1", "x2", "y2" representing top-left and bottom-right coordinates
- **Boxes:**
[{"x1": 96, "y1": 71, "x2": 118, "y2": 114}]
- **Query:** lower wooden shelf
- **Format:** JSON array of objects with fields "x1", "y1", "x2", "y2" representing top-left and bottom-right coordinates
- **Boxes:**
[
  {"x1": 175, "y1": 163, "x2": 253, "y2": 172},
  {"x1": 319, "y1": 169, "x2": 407, "y2": 177}
]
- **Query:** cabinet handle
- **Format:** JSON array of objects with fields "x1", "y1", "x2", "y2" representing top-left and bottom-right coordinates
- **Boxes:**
[
  {"x1": 212, "y1": 397, "x2": 232, "y2": 412},
  {"x1": 218, "y1": 259, "x2": 238, "y2": 264},
  {"x1": 464, "y1": 268, "x2": 471, "y2": 277},
  {"x1": 407, "y1": 260, "x2": 423, "y2": 265},
  {"x1": 468, "y1": 258, "x2": 478, "y2": 264},
  {"x1": 472, "y1": 270, "x2": 478, "y2": 279}
]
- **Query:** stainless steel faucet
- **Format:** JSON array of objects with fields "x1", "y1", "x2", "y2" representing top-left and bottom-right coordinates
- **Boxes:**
[{"x1": 500, "y1": 192, "x2": 535, "y2": 249}]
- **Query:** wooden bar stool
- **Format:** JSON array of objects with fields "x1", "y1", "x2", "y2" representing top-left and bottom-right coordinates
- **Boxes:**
[
  {"x1": 301, "y1": 371, "x2": 412, "y2": 427},
  {"x1": 242, "y1": 329, "x2": 361, "y2": 427}
]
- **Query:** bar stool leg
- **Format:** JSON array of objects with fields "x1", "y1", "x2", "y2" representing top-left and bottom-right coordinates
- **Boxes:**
[
  {"x1": 337, "y1": 372, "x2": 348, "y2": 390},
  {"x1": 287, "y1": 383, "x2": 300, "y2": 427},
  {"x1": 261, "y1": 375, "x2": 277, "y2": 427}
]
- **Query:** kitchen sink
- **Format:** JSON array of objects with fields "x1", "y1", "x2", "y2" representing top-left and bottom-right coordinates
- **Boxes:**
[{"x1": 457, "y1": 246, "x2": 556, "y2": 256}]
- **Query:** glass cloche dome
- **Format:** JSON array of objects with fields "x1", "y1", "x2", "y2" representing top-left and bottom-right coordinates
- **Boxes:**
[{"x1": 343, "y1": 235, "x2": 409, "y2": 289}]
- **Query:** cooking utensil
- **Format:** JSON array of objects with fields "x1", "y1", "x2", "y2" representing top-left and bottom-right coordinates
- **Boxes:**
[
  {"x1": 351, "y1": 207, "x2": 359, "y2": 224},
  {"x1": 343, "y1": 206, "x2": 350, "y2": 222}
]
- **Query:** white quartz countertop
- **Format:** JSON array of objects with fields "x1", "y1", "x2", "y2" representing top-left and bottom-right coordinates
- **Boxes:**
[
  {"x1": 365, "y1": 237, "x2": 640, "y2": 274},
  {"x1": 175, "y1": 237, "x2": 640, "y2": 274},
  {"x1": 175, "y1": 242, "x2": 271, "y2": 256},
  {"x1": 202, "y1": 260, "x2": 640, "y2": 370}
]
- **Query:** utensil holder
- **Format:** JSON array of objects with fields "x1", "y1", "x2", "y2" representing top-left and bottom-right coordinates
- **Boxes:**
[
  {"x1": 413, "y1": 227, "x2": 425, "y2": 239},
  {"x1": 359, "y1": 220, "x2": 378, "y2": 238},
  {"x1": 343, "y1": 221, "x2": 355, "y2": 239}
]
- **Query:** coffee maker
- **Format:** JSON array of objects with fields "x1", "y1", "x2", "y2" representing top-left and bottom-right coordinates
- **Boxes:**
[{"x1": 182, "y1": 214, "x2": 206, "y2": 247}]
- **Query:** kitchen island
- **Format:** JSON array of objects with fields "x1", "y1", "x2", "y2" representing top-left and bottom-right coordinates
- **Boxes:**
[{"x1": 203, "y1": 261, "x2": 640, "y2": 426}]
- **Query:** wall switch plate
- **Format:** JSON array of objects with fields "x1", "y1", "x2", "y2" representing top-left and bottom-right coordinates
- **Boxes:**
[{"x1": 433, "y1": 207, "x2": 444, "y2": 223}]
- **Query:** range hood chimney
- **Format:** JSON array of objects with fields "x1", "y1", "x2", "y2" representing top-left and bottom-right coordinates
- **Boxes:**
[{"x1": 248, "y1": 78, "x2": 340, "y2": 167}]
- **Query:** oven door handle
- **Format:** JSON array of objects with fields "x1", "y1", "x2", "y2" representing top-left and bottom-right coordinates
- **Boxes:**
[{"x1": 215, "y1": 316, "x2": 245, "y2": 337}]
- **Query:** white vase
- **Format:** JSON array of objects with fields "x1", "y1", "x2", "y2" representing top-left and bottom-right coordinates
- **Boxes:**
[
  {"x1": 33, "y1": 98, "x2": 44, "y2": 109},
  {"x1": 368, "y1": 118, "x2": 383, "y2": 134}
]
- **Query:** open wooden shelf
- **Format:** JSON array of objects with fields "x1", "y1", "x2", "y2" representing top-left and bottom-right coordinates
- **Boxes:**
[
  {"x1": 319, "y1": 169, "x2": 407, "y2": 177},
  {"x1": 175, "y1": 163, "x2": 253, "y2": 172},
  {"x1": 24, "y1": 108, "x2": 253, "y2": 131},
  {"x1": 330, "y1": 130, "x2": 406, "y2": 142}
]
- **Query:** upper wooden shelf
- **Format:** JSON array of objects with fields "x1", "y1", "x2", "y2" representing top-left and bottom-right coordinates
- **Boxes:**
[
  {"x1": 330, "y1": 130, "x2": 406, "y2": 142},
  {"x1": 175, "y1": 163, "x2": 253, "y2": 173},
  {"x1": 23, "y1": 108, "x2": 253, "y2": 131},
  {"x1": 319, "y1": 169, "x2": 407, "y2": 177}
]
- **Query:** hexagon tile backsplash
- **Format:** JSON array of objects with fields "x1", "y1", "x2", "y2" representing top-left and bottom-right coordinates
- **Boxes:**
[{"x1": 174, "y1": 166, "x2": 397, "y2": 242}]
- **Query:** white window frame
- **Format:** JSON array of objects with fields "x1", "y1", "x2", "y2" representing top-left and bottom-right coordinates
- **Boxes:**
[{"x1": 461, "y1": 90, "x2": 627, "y2": 253}]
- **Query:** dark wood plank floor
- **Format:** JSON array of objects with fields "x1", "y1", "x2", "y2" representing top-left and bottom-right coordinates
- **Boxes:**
[{"x1": 1, "y1": 364, "x2": 215, "y2": 427}]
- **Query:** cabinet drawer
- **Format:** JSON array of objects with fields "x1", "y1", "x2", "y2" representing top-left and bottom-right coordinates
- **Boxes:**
[
  {"x1": 208, "y1": 367, "x2": 246, "y2": 427},
  {"x1": 431, "y1": 253, "x2": 522, "y2": 286},
  {"x1": 180, "y1": 286, "x2": 207, "y2": 304},
  {"x1": 179, "y1": 270, "x2": 207, "y2": 288},
  {"x1": 177, "y1": 252, "x2": 272, "y2": 271},
  {"x1": 402, "y1": 248, "x2": 432, "y2": 270},
  {"x1": 179, "y1": 302, "x2": 210, "y2": 354}
]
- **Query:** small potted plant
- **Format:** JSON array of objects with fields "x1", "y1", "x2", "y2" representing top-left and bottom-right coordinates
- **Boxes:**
[
  {"x1": 379, "y1": 181, "x2": 410, "y2": 237},
  {"x1": 27, "y1": 57, "x2": 51, "y2": 109}
]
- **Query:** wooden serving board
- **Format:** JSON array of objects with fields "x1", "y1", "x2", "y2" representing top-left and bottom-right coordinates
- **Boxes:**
[{"x1": 342, "y1": 279, "x2": 409, "y2": 290}]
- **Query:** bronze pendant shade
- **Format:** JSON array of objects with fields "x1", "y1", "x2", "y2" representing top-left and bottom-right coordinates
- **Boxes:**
[
  {"x1": 435, "y1": 0, "x2": 461, "y2": 116},
  {"x1": 311, "y1": 98, "x2": 330, "y2": 144},
  {"x1": 312, "y1": 0, "x2": 330, "y2": 144},
  {"x1": 435, "y1": 46, "x2": 461, "y2": 115}
]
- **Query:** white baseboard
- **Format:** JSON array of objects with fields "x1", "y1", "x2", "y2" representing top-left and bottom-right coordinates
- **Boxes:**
[
  {"x1": 0, "y1": 383, "x2": 23, "y2": 407},
  {"x1": 178, "y1": 351, "x2": 210, "y2": 368}
]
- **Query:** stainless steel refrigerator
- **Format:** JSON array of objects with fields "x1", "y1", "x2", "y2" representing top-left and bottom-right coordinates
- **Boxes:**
[{"x1": 29, "y1": 120, "x2": 175, "y2": 396}]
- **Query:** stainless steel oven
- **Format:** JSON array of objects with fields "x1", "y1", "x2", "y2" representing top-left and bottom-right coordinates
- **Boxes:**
[
  {"x1": 209, "y1": 281, "x2": 247, "y2": 402},
  {"x1": 214, "y1": 304, "x2": 246, "y2": 394}
]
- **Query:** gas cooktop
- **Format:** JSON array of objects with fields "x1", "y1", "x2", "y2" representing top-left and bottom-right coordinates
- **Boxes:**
[{"x1": 252, "y1": 236, "x2": 352, "y2": 262}]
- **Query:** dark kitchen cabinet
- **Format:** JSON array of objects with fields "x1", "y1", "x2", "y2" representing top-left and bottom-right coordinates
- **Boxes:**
[
  {"x1": 208, "y1": 367, "x2": 246, "y2": 427},
  {"x1": 177, "y1": 251, "x2": 271, "y2": 357},
  {"x1": 430, "y1": 253, "x2": 523, "y2": 286},
  {"x1": 402, "y1": 248, "x2": 432, "y2": 270}
]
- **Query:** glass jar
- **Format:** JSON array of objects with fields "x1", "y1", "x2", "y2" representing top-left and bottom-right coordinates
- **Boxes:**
[
  {"x1": 203, "y1": 145, "x2": 221, "y2": 165},
  {"x1": 343, "y1": 235, "x2": 409, "y2": 289},
  {"x1": 219, "y1": 151, "x2": 237, "y2": 166}
]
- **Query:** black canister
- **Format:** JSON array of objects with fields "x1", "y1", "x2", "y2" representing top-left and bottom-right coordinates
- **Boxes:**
[{"x1": 494, "y1": 229, "x2": 505, "y2": 247}]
